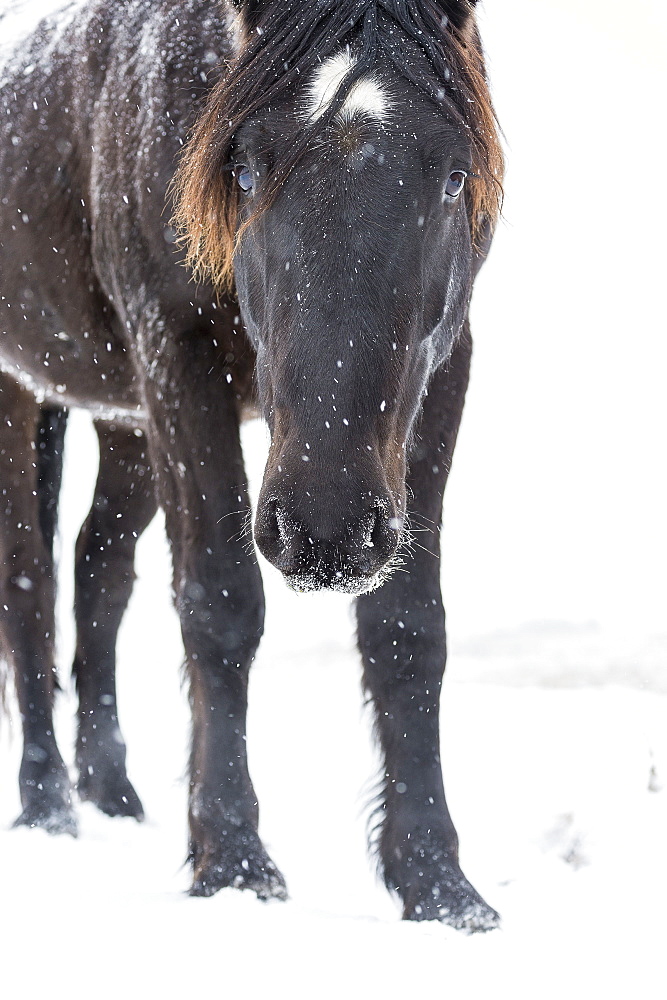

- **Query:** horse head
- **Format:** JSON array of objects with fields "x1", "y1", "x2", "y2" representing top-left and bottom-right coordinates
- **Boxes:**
[{"x1": 174, "y1": 1, "x2": 502, "y2": 594}]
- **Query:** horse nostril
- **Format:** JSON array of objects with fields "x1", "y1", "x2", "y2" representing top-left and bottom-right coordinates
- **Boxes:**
[
  {"x1": 355, "y1": 505, "x2": 399, "y2": 568},
  {"x1": 255, "y1": 500, "x2": 304, "y2": 574}
]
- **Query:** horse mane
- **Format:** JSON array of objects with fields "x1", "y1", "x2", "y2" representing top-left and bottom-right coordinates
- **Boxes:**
[{"x1": 172, "y1": 1, "x2": 504, "y2": 291}]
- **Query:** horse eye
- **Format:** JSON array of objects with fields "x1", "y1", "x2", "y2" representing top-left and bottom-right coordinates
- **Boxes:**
[
  {"x1": 235, "y1": 165, "x2": 254, "y2": 193},
  {"x1": 445, "y1": 171, "x2": 467, "y2": 199}
]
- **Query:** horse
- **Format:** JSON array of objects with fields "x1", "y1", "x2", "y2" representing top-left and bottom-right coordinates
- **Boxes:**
[{"x1": 0, "y1": 0, "x2": 503, "y2": 930}]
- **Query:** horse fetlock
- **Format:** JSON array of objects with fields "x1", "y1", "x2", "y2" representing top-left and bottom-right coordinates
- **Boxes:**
[
  {"x1": 76, "y1": 759, "x2": 144, "y2": 821},
  {"x1": 189, "y1": 819, "x2": 287, "y2": 901},
  {"x1": 383, "y1": 827, "x2": 499, "y2": 932}
]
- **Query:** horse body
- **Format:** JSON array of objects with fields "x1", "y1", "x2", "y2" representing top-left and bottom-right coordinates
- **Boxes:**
[
  {"x1": 0, "y1": 0, "x2": 502, "y2": 929},
  {"x1": 1, "y1": 0, "x2": 244, "y2": 418}
]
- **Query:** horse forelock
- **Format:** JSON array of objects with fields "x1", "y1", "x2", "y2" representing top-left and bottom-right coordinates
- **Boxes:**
[{"x1": 172, "y1": 0, "x2": 504, "y2": 291}]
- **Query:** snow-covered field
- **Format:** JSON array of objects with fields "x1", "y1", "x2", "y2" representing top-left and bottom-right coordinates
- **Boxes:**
[{"x1": 1, "y1": 1, "x2": 666, "y2": 997}]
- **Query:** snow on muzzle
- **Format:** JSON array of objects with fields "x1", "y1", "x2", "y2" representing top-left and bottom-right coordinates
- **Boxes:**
[{"x1": 253, "y1": 459, "x2": 403, "y2": 595}]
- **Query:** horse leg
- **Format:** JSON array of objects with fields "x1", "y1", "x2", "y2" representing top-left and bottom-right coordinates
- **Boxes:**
[
  {"x1": 140, "y1": 329, "x2": 285, "y2": 900},
  {"x1": 74, "y1": 421, "x2": 156, "y2": 819},
  {"x1": 356, "y1": 329, "x2": 499, "y2": 931},
  {"x1": 0, "y1": 374, "x2": 76, "y2": 834},
  {"x1": 36, "y1": 405, "x2": 68, "y2": 555}
]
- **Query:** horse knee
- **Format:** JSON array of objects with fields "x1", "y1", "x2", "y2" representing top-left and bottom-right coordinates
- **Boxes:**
[
  {"x1": 177, "y1": 571, "x2": 265, "y2": 661},
  {"x1": 1, "y1": 541, "x2": 54, "y2": 625},
  {"x1": 357, "y1": 596, "x2": 446, "y2": 687}
]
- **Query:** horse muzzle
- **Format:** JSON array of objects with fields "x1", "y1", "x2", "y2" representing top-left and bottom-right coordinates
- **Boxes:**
[{"x1": 254, "y1": 497, "x2": 402, "y2": 595}]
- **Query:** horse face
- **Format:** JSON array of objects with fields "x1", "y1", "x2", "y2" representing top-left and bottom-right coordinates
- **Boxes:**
[{"x1": 233, "y1": 72, "x2": 475, "y2": 594}]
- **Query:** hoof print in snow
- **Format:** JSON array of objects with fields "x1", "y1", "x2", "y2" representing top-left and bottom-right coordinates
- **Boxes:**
[
  {"x1": 77, "y1": 770, "x2": 145, "y2": 821},
  {"x1": 189, "y1": 822, "x2": 288, "y2": 901},
  {"x1": 13, "y1": 802, "x2": 78, "y2": 838}
]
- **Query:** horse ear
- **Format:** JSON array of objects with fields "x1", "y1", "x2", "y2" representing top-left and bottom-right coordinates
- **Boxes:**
[{"x1": 440, "y1": 1, "x2": 479, "y2": 32}]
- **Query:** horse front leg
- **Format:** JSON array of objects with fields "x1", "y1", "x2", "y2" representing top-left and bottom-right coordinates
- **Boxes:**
[
  {"x1": 140, "y1": 328, "x2": 286, "y2": 901},
  {"x1": 356, "y1": 329, "x2": 499, "y2": 931},
  {"x1": 74, "y1": 421, "x2": 157, "y2": 819}
]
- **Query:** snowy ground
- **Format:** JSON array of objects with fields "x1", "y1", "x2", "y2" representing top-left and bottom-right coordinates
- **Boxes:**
[{"x1": 2, "y1": 1, "x2": 666, "y2": 998}]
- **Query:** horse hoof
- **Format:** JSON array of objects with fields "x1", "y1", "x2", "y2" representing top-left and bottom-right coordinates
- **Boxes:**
[
  {"x1": 190, "y1": 864, "x2": 288, "y2": 901},
  {"x1": 15, "y1": 759, "x2": 78, "y2": 837},
  {"x1": 189, "y1": 821, "x2": 288, "y2": 902},
  {"x1": 77, "y1": 771, "x2": 145, "y2": 821},
  {"x1": 384, "y1": 826, "x2": 500, "y2": 932},
  {"x1": 402, "y1": 871, "x2": 500, "y2": 932},
  {"x1": 13, "y1": 803, "x2": 78, "y2": 838}
]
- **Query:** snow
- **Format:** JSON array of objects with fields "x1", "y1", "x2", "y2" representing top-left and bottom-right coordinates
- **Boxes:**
[{"x1": 2, "y1": 1, "x2": 666, "y2": 998}]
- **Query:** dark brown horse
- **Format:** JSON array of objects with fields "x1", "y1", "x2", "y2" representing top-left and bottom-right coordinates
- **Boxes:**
[{"x1": 0, "y1": 0, "x2": 503, "y2": 929}]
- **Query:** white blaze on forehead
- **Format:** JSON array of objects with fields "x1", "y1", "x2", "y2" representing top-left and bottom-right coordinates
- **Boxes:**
[{"x1": 306, "y1": 50, "x2": 389, "y2": 122}]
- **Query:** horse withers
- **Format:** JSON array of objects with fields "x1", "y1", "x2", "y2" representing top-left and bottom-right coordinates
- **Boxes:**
[{"x1": 0, "y1": 0, "x2": 503, "y2": 929}]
